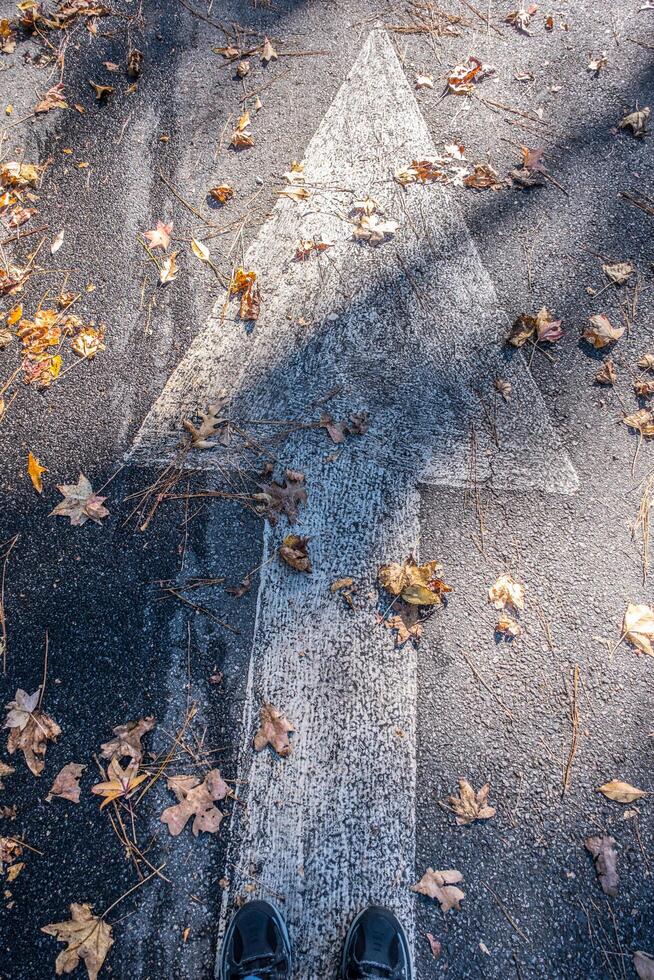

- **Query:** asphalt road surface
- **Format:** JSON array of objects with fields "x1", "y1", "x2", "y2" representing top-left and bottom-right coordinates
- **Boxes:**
[{"x1": 0, "y1": 1, "x2": 653, "y2": 978}]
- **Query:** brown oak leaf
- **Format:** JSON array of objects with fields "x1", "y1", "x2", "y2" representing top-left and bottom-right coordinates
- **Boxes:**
[
  {"x1": 4, "y1": 688, "x2": 61, "y2": 776},
  {"x1": 585, "y1": 835, "x2": 619, "y2": 896},
  {"x1": 47, "y1": 762, "x2": 85, "y2": 803},
  {"x1": 50, "y1": 474, "x2": 109, "y2": 526},
  {"x1": 279, "y1": 534, "x2": 311, "y2": 573},
  {"x1": 256, "y1": 469, "x2": 307, "y2": 525},
  {"x1": 183, "y1": 395, "x2": 230, "y2": 449},
  {"x1": 100, "y1": 716, "x2": 155, "y2": 765},
  {"x1": 448, "y1": 779, "x2": 496, "y2": 826},
  {"x1": 35, "y1": 83, "x2": 68, "y2": 114},
  {"x1": 253, "y1": 702, "x2": 295, "y2": 757},
  {"x1": 411, "y1": 868, "x2": 465, "y2": 912},
  {"x1": 42, "y1": 903, "x2": 113, "y2": 980},
  {"x1": 378, "y1": 601, "x2": 423, "y2": 647},
  {"x1": 160, "y1": 769, "x2": 229, "y2": 836}
]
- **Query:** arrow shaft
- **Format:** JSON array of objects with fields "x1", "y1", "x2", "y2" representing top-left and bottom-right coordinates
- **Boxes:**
[{"x1": 220, "y1": 460, "x2": 419, "y2": 977}]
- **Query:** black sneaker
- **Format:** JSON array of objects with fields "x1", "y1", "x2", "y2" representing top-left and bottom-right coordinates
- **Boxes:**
[
  {"x1": 341, "y1": 906, "x2": 412, "y2": 979},
  {"x1": 218, "y1": 900, "x2": 292, "y2": 979}
]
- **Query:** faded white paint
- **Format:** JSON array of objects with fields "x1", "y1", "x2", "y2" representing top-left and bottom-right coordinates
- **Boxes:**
[{"x1": 128, "y1": 28, "x2": 578, "y2": 979}]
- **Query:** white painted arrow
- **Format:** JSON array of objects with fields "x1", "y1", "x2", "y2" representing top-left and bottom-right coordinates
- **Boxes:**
[{"x1": 129, "y1": 29, "x2": 577, "y2": 978}]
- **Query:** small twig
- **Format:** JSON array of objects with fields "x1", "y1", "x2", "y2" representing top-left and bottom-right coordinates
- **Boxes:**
[
  {"x1": 0, "y1": 534, "x2": 19, "y2": 674},
  {"x1": 0, "y1": 224, "x2": 49, "y2": 247},
  {"x1": 37, "y1": 631, "x2": 49, "y2": 711},
  {"x1": 561, "y1": 664, "x2": 580, "y2": 797},
  {"x1": 101, "y1": 864, "x2": 165, "y2": 919},
  {"x1": 459, "y1": 650, "x2": 515, "y2": 721},
  {"x1": 484, "y1": 882, "x2": 529, "y2": 942}
]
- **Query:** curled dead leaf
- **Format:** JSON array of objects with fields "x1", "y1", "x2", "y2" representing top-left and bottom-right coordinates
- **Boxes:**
[
  {"x1": 256, "y1": 469, "x2": 307, "y2": 525},
  {"x1": 411, "y1": 868, "x2": 465, "y2": 912},
  {"x1": 618, "y1": 107, "x2": 650, "y2": 137},
  {"x1": 623, "y1": 602, "x2": 654, "y2": 655},
  {"x1": 279, "y1": 534, "x2": 311, "y2": 573},
  {"x1": 100, "y1": 716, "x2": 155, "y2": 765},
  {"x1": 603, "y1": 262, "x2": 633, "y2": 286},
  {"x1": 47, "y1": 762, "x2": 86, "y2": 803},
  {"x1": 183, "y1": 396, "x2": 229, "y2": 450},
  {"x1": 583, "y1": 314, "x2": 624, "y2": 349},
  {"x1": 634, "y1": 951, "x2": 654, "y2": 980},
  {"x1": 594, "y1": 360, "x2": 616, "y2": 385},
  {"x1": 496, "y1": 614, "x2": 522, "y2": 638},
  {"x1": 27, "y1": 451, "x2": 46, "y2": 494},
  {"x1": 254, "y1": 702, "x2": 295, "y2": 757},
  {"x1": 378, "y1": 556, "x2": 452, "y2": 606},
  {"x1": 448, "y1": 779, "x2": 496, "y2": 826},
  {"x1": 209, "y1": 184, "x2": 234, "y2": 204},
  {"x1": 50, "y1": 474, "x2": 109, "y2": 526},
  {"x1": 488, "y1": 573, "x2": 524, "y2": 612},
  {"x1": 623, "y1": 409, "x2": 654, "y2": 437},
  {"x1": 585, "y1": 834, "x2": 619, "y2": 896}
]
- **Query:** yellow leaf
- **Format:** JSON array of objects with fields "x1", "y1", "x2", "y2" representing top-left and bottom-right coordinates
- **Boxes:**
[
  {"x1": 50, "y1": 355, "x2": 62, "y2": 379},
  {"x1": 27, "y1": 451, "x2": 47, "y2": 494},
  {"x1": 7, "y1": 304, "x2": 22, "y2": 326},
  {"x1": 191, "y1": 238, "x2": 211, "y2": 263},
  {"x1": 597, "y1": 779, "x2": 647, "y2": 803}
]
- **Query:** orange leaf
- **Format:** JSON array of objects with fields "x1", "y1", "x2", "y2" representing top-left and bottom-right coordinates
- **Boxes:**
[{"x1": 27, "y1": 451, "x2": 47, "y2": 494}]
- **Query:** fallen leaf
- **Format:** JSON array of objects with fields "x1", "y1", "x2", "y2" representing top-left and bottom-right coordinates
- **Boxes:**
[
  {"x1": 587, "y1": 52, "x2": 607, "y2": 74},
  {"x1": 0, "y1": 761, "x2": 15, "y2": 789},
  {"x1": 4, "y1": 688, "x2": 61, "y2": 776},
  {"x1": 278, "y1": 186, "x2": 310, "y2": 203},
  {"x1": 256, "y1": 469, "x2": 307, "y2": 524},
  {"x1": 415, "y1": 73, "x2": 434, "y2": 89},
  {"x1": 583, "y1": 314, "x2": 624, "y2": 348},
  {"x1": 225, "y1": 576, "x2": 252, "y2": 598},
  {"x1": 295, "y1": 238, "x2": 334, "y2": 260},
  {"x1": 411, "y1": 868, "x2": 465, "y2": 912},
  {"x1": 47, "y1": 763, "x2": 86, "y2": 803},
  {"x1": 89, "y1": 82, "x2": 114, "y2": 100},
  {"x1": 507, "y1": 307, "x2": 562, "y2": 346},
  {"x1": 209, "y1": 184, "x2": 233, "y2": 204},
  {"x1": 71, "y1": 326, "x2": 105, "y2": 360},
  {"x1": 50, "y1": 230, "x2": 64, "y2": 254},
  {"x1": 618, "y1": 107, "x2": 650, "y2": 137},
  {"x1": 597, "y1": 779, "x2": 646, "y2": 803},
  {"x1": 635, "y1": 952, "x2": 654, "y2": 980},
  {"x1": 42, "y1": 903, "x2": 113, "y2": 980},
  {"x1": 231, "y1": 110, "x2": 254, "y2": 149},
  {"x1": 585, "y1": 835, "x2": 619, "y2": 896},
  {"x1": 279, "y1": 534, "x2": 311, "y2": 572},
  {"x1": 638, "y1": 354, "x2": 654, "y2": 371},
  {"x1": 426, "y1": 933, "x2": 442, "y2": 959},
  {"x1": 283, "y1": 161, "x2": 305, "y2": 184},
  {"x1": 35, "y1": 83, "x2": 68, "y2": 114},
  {"x1": 144, "y1": 221, "x2": 173, "y2": 251},
  {"x1": 594, "y1": 360, "x2": 616, "y2": 385},
  {"x1": 100, "y1": 716, "x2": 155, "y2": 765},
  {"x1": 183, "y1": 396, "x2": 229, "y2": 449},
  {"x1": 228, "y1": 267, "x2": 260, "y2": 320},
  {"x1": 623, "y1": 602, "x2": 654, "y2": 655},
  {"x1": 253, "y1": 702, "x2": 295, "y2": 756},
  {"x1": 191, "y1": 238, "x2": 211, "y2": 264},
  {"x1": 447, "y1": 56, "x2": 494, "y2": 95},
  {"x1": 496, "y1": 613, "x2": 522, "y2": 638},
  {"x1": 353, "y1": 212, "x2": 399, "y2": 244},
  {"x1": 448, "y1": 779, "x2": 496, "y2": 825},
  {"x1": 236, "y1": 60, "x2": 250, "y2": 78},
  {"x1": 159, "y1": 252, "x2": 179, "y2": 285},
  {"x1": 623, "y1": 409, "x2": 654, "y2": 437},
  {"x1": 91, "y1": 758, "x2": 148, "y2": 809},
  {"x1": 378, "y1": 556, "x2": 452, "y2": 606},
  {"x1": 379, "y1": 600, "x2": 423, "y2": 647},
  {"x1": 544, "y1": 14, "x2": 554, "y2": 29},
  {"x1": 505, "y1": 5, "x2": 537, "y2": 33},
  {"x1": 488, "y1": 573, "x2": 524, "y2": 612},
  {"x1": 261, "y1": 36, "x2": 278, "y2": 62},
  {"x1": 635, "y1": 377, "x2": 654, "y2": 398},
  {"x1": 319, "y1": 411, "x2": 369, "y2": 443},
  {"x1": 464, "y1": 162, "x2": 504, "y2": 191},
  {"x1": 50, "y1": 474, "x2": 109, "y2": 526},
  {"x1": 603, "y1": 261, "x2": 633, "y2": 285},
  {"x1": 27, "y1": 451, "x2": 47, "y2": 493},
  {"x1": 160, "y1": 769, "x2": 229, "y2": 836},
  {"x1": 494, "y1": 378, "x2": 512, "y2": 401},
  {"x1": 1, "y1": 836, "x2": 22, "y2": 874}
]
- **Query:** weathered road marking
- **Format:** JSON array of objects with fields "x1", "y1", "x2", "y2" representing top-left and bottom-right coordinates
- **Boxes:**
[{"x1": 129, "y1": 29, "x2": 577, "y2": 978}]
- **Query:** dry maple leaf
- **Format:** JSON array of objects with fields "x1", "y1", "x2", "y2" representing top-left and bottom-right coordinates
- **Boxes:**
[
  {"x1": 4, "y1": 688, "x2": 61, "y2": 776},
  {"x1": 279, "y1": 534, "x2": 311, "y2": 573},
  {"x1": 183, "y1": 396, "x2": 229, "y2": 449},
  {"x1": 595, "y1": 360, "x2": 616, "y2": 385},
  {"x1": 100, "y1": 716, "x2": 155, "y2": 765},
  {"x1": 72, "y1": 326, "x2": 105, "y2": 360},
  {"x1": 35, "y1": 83, "x2": 68, "y2": 114},
  {"x1": 378, "y1": 556, "x2": 452, "y2": 606},
  {"x1": 27, "y1": 451, "x2": 46, "y2": 494},
  {"x1": 91, "y1": 758, "x2": 148, "y2": 809},
  {"x1": 231, "y1": 110, "x2": 254, "y2": 149},
  {"x1": 47, "y1": 762, "x2": 85, "y2": 803},
  {"x1": 254, "y1": 702, "x2": 295, "y2": 757},
  {"x1": 50, "y1": 474, "x2": 109, "y2": 527},
  {"x1": 261, "y1": 36, "x2": 278, "y2": 62},
  {"x1": 353, "y1": 213, "x2": 399, "y2": 244},
  {"x1": 635, "y1": 952, "x2": 654, "y2": 980},
  {"x1": 0, "y1": 761, "x2": 15, "y2": 790},
  {"x1": 256, "y1": 469, "x2": 307, "y2": 525},
  {"x1": 583, "y1": 314, "x2": 624, "y2": 349},
  {"x1": 623, "y1": 602, "x2": 654, "y2": 655},
  {"x1": 160, "y1": 769, "x2": 229, "y2": 836},
  {"x1": 411, "y1": 868, "x2": 465, "y2": 912},
  {"x1": 0, "y1": 162, "x2": 41, "y2": 189},
  {"x1": 603, "y1": 261, "x2": 633, "y2": 286},
  {"x1": 209, "y1": 184, "x2": 234, "y2": 204},
  {"x1": 488, "y1": 573, "x2": 524, "y2": 612},
  {"x1": 585, "y1": 835, "x2": 619, "y2": 896},
  {"x1": 159, "y1": 252, "x2": 179, "y2": 285},
  {"x1": 379, "y1": 600, "x2": 423, "y2": 647},
  {"x1": 144, "y1": 220, "x2": 173, "y2": 251},
  {"x1": 448, "y1": 779, "x2": 496, "y2": 826},
  {"x1": 618, "y1": 107, "x2": 650, "y2": 137},
  {"x1": 42, "y1": 903, "x2": 113, "y2": 980},
  {"x1": 597, "y1": 779, "x2": 646, "y2": 803}
]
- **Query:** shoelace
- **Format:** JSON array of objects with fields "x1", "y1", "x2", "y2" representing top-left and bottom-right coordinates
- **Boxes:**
[
  {"x1": 357, "y1": 960, "x2": 396, "y2": 979},
  {"x1": 234, "y1": 952, "x2": 287, "y2": 979}
]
